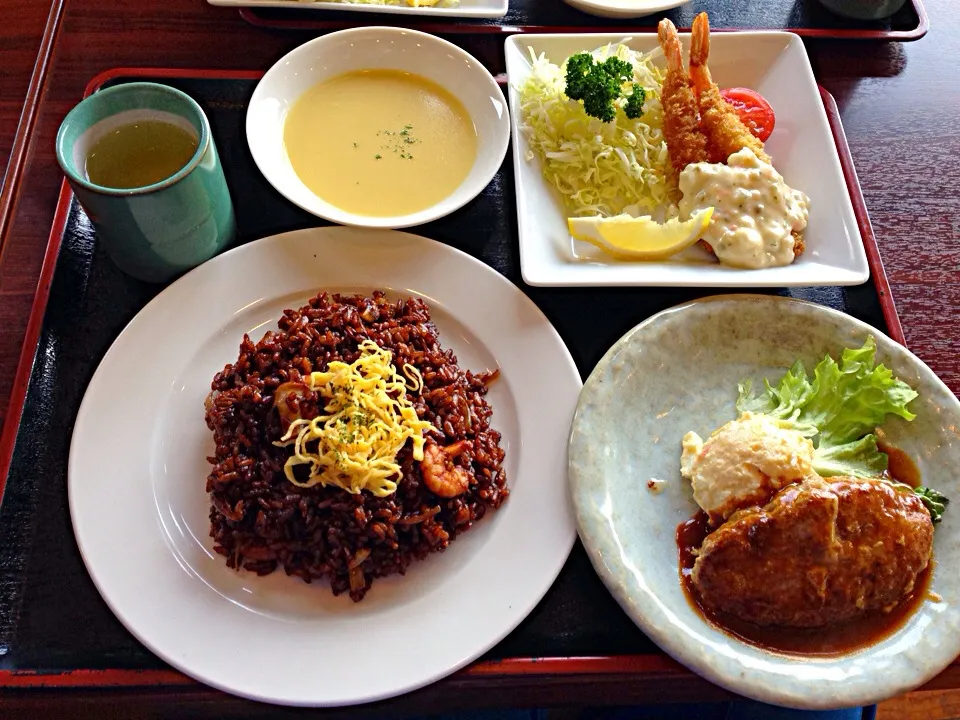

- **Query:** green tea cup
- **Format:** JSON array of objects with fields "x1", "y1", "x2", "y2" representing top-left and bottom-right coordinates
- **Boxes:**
[{"x1": 56, "y1": 82, "x2": 236, "y2": 283}]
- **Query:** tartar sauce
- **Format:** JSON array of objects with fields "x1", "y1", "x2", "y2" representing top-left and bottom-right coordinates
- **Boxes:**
[{"x1": 678, "y1": 148, "x2": 810, "y2": 269}]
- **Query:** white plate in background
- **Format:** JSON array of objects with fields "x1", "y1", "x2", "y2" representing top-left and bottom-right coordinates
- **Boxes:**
[
  {"x1": 209, "y1": 0, "x2": 507, "y2": 19},
  {"x1": 561, "y1": 0, "x2": 690, "y2": 20}
]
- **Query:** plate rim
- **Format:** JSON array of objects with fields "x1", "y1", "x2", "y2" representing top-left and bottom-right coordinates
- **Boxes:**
[
  {"x1": 567, "y1": 293, "x2": 960, "y2": 709},
  {"x1": 68, "y1": 226, "x2": 581, "y2": 707},
  {"x1": 559, "y1": 0, "x2": 690, "y2": 20}
]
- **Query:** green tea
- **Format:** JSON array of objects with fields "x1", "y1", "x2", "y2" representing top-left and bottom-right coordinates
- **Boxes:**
[{"x1": 85, "y1": 120, "x2": 199, "y2": 189}]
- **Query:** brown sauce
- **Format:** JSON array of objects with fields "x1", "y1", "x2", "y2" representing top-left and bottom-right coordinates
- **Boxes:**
[
  {"x1": 878, "y1": 438, "x2": 922, "y2": 489},
  {"x1": 677, "y1": 452, "x2": 935, "y2": 657},
  {"x1": 677, "y1": 511, "x2": 712, "y2": 578}
]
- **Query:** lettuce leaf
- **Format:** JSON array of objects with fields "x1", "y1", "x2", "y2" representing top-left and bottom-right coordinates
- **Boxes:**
[
  {"x1": 811, "y1": 435, "x2": 889, "y2": 479},
  {"x1": 737, "y1": 337, "x2": 919, "y2": 480},
  {"x1": 737, "y1": 359, "x2": 816, "y2": 421},
  {"x1": 796, "y1": 338, "x2": 918, "y2": 448},
  {"x1": 735, "y1": 336, "x2": 949, "y2": 525}
]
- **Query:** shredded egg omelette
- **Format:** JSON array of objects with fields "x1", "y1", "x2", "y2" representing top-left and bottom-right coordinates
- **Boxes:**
[{"x1": 274, "y1": 340, "x2": 435, "y2": 497}]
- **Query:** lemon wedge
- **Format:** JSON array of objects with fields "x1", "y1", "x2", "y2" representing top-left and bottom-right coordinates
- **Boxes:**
[{"x1": 567, "y1": 208, "x2": 714, "y2": 261}]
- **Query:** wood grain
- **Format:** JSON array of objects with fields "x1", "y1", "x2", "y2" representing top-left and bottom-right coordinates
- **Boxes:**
[
  {"x1": 0, "y1": 0, "x2": 54, "y2": 181},
  {"x1": 0, "y1": 0, "x2": 958, "y2": 714},
  {"x1": 801, "y1": 16, "x2": 960, "y2": 395},
  {"x1": 0, "y1": 0, "x2": 64, "y2": 250},
  {"x1": 879, "y1": 689, "x2": 960, "y2": 720}
]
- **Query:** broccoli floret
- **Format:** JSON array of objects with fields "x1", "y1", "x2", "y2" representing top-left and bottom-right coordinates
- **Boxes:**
[
  {"x1": 564, "y1": 53, "x2": 635, "y2": 123},
  {"x1": 623, "y1": 83, "x2": 646, "y2": 120},
  {"x1": 580, "y1": 86, "x2": 619, "y2": 123},
  {"x1": 563, "y1": 52, "x2": 594, "y2": 100},
  {"x1": 601, "y1": 56, "x2": 633, "y2": 84}
]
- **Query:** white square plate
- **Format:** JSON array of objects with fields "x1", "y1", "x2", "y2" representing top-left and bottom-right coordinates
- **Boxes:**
[
  {"x1": 208, "y1": 0, "x2": 507, "y2": 19},
  {"x1": 504, "y1": 32, "x2": 870, "y2": 287}
]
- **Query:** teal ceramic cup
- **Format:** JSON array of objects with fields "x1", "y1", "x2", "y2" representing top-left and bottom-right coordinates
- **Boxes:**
[{"x1": 56, "y1": 82, "x2": 236, "y2": 283}]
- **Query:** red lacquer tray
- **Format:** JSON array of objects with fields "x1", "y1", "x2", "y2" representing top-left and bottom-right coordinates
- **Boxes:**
[
  {"x1": 1, "y1": 67, "x2": 944, "y2": 717},
  {"x1": 234, "y1": 0, "x2": 928, "y2": 40}
]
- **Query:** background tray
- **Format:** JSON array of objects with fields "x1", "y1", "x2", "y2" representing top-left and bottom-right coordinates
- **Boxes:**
[
  {"x1": 236, "y1": 0, "x2": 927, "y2": 40},
  {"x1": 0, "y1": 68, "x2": 899, "y2": 697}
]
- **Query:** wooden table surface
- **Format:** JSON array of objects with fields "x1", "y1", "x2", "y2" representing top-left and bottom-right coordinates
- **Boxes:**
[
  {"x1": 0, "y1": 0, "x2": 54, "y2": 182},
  {"x1": 0, "y1": 0, "x2": 958, "y2": 715}
]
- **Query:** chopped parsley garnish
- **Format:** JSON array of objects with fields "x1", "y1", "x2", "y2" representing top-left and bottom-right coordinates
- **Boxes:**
[{"x1": 377, "y1": 123, "x2": 421, "y2": 159}]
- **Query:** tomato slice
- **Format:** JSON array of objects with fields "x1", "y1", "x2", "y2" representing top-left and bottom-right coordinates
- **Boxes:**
[{"x1": 720, "y1": 87, "x2": 776, "y2": 143}]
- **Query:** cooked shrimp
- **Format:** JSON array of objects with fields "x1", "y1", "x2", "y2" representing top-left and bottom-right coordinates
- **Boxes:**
[
  {"x1": 273, "y1": 381, "x2": 312, "y2": 427},
  {"x1": 657, "y1": 18, "x2": 709, "y2": 174},
  {"x1": 421, "y1": 440, "x2": 471, "y2": 498},
  {"x1": 689, "y1": 12, "x2": 771, "y2": 166}
]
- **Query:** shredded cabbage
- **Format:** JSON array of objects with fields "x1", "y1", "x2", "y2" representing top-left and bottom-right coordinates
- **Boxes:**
[{"x1": 517, "y1": 44, "x2": 677, "y2": 218}]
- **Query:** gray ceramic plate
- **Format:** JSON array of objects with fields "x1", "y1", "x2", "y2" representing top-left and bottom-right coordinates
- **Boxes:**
[{"x1": 568, "y1": 294, "x2": 960, "y2": 709}]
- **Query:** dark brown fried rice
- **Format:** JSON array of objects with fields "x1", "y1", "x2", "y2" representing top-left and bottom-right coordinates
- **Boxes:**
[{"x1": 204, "y1": 291, "x2": 508, "y2": 601}]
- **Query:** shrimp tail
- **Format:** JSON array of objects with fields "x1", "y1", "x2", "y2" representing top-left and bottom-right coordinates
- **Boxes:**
[
  {"x1": 657, "y1": 18, "x2": 709, "y2": 174},
  {"x1": 690, "y1": 12, "x2": 771, "y2": 166},
  {"x1": 689, "y1": 11, "x2": 714, "y2": 94}
]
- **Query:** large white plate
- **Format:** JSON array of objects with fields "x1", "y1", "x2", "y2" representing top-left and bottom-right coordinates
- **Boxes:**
[
  {"x1": 505, "y1": 32, "x2": 870, "y2": 287},
  {"x1": 69, "y1": 227, "x2": 581, "y2": 706},
  {"x1": 207, "y1": 0, "x2": 508, "y2": 19},
  {"x1": 568, "y1": 295, "x2": 960, "y2": 709}
]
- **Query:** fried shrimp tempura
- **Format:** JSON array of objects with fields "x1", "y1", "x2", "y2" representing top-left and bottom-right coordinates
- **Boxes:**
[
  {"x1": 791, "y1": 232, "x2": 805, "y2": 258},
  {"x1": 690, "y1": 13, "x2": 771, "y2": 166},
  {"x1": 657, "y1": 19, "x2": 709, "y2": 174},
  {"x1": 658, "y1": 14, "x2": 804, "y2": 260}
]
